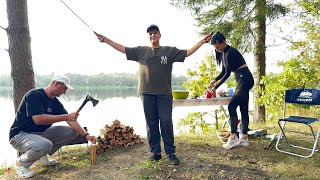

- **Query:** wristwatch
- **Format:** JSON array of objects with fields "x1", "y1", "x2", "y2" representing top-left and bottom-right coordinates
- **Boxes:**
[{"x1": 83, "y1": 132, "x2": 90, "y2": 138}]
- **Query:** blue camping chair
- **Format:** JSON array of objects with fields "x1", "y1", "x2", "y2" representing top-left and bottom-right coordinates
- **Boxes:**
[{"x1": 276, "y1": 88, "x2": 320, "y2": 158}]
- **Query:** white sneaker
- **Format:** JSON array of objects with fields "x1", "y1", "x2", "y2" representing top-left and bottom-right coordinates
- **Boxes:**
[
  {"x1": 15, "y1": 165, "x2": 36, "y2": 179},
  {"x1": 222, "y1": 134, "x2": 240, "y2": 149},
  {"x1": 40, "y1": 155, "x2": 56, "y2": 166},
  {"x1": 239, "y1": 138, "x2": 250, "y2": 146}
]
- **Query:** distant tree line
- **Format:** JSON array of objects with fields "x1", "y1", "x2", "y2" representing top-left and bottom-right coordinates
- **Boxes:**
[{"x1": 0, "y1": 73, "x2": 188, "y2": 88}]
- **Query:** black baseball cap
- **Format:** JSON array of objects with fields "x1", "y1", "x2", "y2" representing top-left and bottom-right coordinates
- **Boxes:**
[{"x1": 147, "y1": 24, "x2": 160, "y2": 32}]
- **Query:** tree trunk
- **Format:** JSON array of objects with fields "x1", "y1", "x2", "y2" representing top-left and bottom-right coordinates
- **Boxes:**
[
  {"x1": 253, "y1": 0, "x2": 266, "y2": 122},
  {"x1": 6, "y1": 0, "x2": 35, "y2": 112}
]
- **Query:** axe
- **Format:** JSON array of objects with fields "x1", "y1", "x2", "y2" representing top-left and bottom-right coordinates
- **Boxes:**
[{"x1": 76, "y1": 95, "x2": 99, "y2": 113}]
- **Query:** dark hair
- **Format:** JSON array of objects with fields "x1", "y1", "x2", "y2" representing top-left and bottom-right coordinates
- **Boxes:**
[
  {"x1": 210, "y1": 32, "x2": 226, "y2": 45},
  {"x1": 215, "y1": 50, "x2": 222, "y2": 66},
  {"x1": 210, "y1": 32, "x2": 226, "y2": 66}
]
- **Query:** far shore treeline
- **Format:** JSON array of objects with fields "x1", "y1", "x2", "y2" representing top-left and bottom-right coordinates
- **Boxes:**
[{"x1": 0, "y1": 73, "x2": 187, "y2": 98}]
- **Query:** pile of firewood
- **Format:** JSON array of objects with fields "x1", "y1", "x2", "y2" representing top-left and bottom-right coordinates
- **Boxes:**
[{"x1": 96, "y1": 119, "x2": 143, "y2": 153}]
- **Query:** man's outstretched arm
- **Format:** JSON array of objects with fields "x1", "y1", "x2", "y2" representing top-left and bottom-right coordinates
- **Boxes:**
[
  {"x1": 95, "y1": 32, "x2": 126, "y2": 53},
  {"x1": 186, "y1": 33, "x2": 212, "y2": 57}
]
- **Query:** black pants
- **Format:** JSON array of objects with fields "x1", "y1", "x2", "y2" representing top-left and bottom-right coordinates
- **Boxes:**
[
  {"x1": 140, "y1": 94, "x2": 176, "y2": 155},
  {"x1": 228, "y1": 67, "x2": 254, "y2": 134}
]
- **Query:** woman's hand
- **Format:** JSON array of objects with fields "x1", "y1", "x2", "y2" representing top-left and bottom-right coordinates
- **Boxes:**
[
  {"x1": 209, "y1": 80, "x2": 216, "y2": 87},
  {"x1": 210, "y1": 87, "x2": 216, "y2": 94},
  {"x1": 207, "y1": 80, "x2": 217, "y2": 92},
  {"x1": 207, "y1": 80, "x2": 216, "y2": 94}
]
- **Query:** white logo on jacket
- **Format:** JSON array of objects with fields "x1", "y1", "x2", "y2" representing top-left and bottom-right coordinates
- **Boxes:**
[{"x1": 161, "y1": 56, "x2": 168, "y2": 64}]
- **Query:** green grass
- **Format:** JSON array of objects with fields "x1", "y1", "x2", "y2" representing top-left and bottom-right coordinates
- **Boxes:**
[
  {"x1": 129, "y1": 158, "x2": 166, "y2": 179},
  {"x1": 0, "y1": 164, "x2": 6, "y2": 176},
  {"x1": 2, "y1": 125, "x2": 320, "y2": 179}
]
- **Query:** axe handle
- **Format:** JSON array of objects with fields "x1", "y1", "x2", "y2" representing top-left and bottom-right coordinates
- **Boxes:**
[{"x1": 77, "y1": 100, "x2": 88, "y2": 113}]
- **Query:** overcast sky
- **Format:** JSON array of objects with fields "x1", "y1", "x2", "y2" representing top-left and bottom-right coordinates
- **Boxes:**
[{"x1": 0, "y1": 0, "x2": 291, "y2": 76}]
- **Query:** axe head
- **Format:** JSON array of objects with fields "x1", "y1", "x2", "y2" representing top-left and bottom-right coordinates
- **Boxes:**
[
  {"x1": 77, "y1": 95, "x2": 99, "y2": 113},
  {"x1": 86, "y1": 95, "x2": 99, "y2": 107}
]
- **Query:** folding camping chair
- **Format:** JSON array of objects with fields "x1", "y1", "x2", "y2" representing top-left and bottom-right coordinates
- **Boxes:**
[{"x1": 275, "y1": 88, "x2": 320, "y2": 158}]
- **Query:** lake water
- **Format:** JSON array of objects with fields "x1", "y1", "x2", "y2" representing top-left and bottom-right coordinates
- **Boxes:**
[{"x1": 0, "y1": 89, "x2": 222, "y2": 166}]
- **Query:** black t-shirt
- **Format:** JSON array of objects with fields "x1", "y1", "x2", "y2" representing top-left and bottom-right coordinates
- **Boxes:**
[
  {"x1": 9, "y1": 88, "x2": 67, "y2": 140},
  {"x1": 125, "y1": 46, "x2": 187, "y2": 95},
  {"x1": 214, "y1": 45, "x2": 247, "y2": 89}
]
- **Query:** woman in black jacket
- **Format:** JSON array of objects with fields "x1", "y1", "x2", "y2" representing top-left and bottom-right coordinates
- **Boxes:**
[{"x1": 208, "y1": 32, "x2": 254, "y2": 149}]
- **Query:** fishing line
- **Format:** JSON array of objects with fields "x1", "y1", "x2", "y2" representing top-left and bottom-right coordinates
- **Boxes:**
[{"x1": 59, "y1": 0, "x2": 96, "y2": 34}]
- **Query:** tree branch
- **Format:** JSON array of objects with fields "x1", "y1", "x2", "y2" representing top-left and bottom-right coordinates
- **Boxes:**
[
  {"x1": 0, "y1": 25, "x2": 6, "y2": 31},
  {"x1": 294, "y1": 0, "x2": 320, "y2": 16},
  {"x1": 265, "y1": 42, "x2": 292, "y2": 48},
  {"x1": 266, "y1": 32, "x2": 295, "y2": 44}
]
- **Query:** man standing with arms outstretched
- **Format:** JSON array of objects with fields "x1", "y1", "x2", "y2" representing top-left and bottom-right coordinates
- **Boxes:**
[{"x1": 95, "y1": 25, "x2": 212, "y2": 165}]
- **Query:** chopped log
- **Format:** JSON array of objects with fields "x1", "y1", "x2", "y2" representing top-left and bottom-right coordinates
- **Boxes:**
[
  {"x1": 116, "y1": 136, "x2": 123, "y2": 140},
  {"x1": 129, "y1": 141, "x2": 135, "y2": 146},
  {"x1": 110, "y1": 125, "x2": 116, "y2": 130},
  {"x1": 107, "y1": 131, "x2": 114, "y2": 139},
  {"x1": 97, "y1": 146, "x2": 104, "y2": 154},
  {"x1": 123, "y1": 133, "x2": 130, "y2": 139},
  {"x1": 113, "y1": 119, "x2": 121, "y2": 126},
  {"x1": 109, "y1": 139, "x2": 115, "y2": 146},
  {"x1": 114, "y1": 140, "x2": 119, "y2": 146},
  {"x1": 118, "y1": 140, "x2": 124, "y2": 145},
  {"x1": 122, "y1": 126, "x2": 129, "y2": 133},
  {"x1": 97, "y1": 144, "x2": 103, "y2": 150},
  {"x1": 96, "y1": 119, "x2": 143, "y2": 153},
  {"x1": 91, "y1": 144, "x2": 97, "y2": 165},
  {"x1": 102, "y1": 144, "x2": 108, "y2": 149},
  {"x1": 105, "y1": 127, "x2": 111, "y2": 132},
  {"x1": 114, "y1": 131, "x2": 121, "y2": 137}
]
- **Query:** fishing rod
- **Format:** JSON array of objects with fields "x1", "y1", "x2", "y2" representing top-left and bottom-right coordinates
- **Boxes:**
[{"x1": 59, "y1": 0, "x2": 97, "y2": 35}]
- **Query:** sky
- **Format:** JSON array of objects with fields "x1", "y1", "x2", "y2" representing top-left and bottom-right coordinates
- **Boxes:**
[{"x1": 0, "y1": 0, "x2": 291, "y2": 76}]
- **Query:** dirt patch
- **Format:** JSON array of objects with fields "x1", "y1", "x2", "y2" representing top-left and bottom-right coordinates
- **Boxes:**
[{"x1": 2, "y1": 135, "x2": 320, "y2": 179}]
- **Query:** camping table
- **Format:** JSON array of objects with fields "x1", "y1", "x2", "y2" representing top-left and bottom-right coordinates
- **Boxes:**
[{"x1": 173, "y1": 97, "x2": 232, "y2": 128}]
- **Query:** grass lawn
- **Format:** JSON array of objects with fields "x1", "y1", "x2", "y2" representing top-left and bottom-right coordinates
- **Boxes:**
[{"x1": 1, "y1": 122, "x2": 320, "y2": 180}]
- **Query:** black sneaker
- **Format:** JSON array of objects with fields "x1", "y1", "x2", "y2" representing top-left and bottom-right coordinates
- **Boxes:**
[
  {"x1": 168, "y1": 153, "x2": 180, "y2": 165},
  {"x1": 149, "y1": 153, "x2": 162, "y2": 161}
]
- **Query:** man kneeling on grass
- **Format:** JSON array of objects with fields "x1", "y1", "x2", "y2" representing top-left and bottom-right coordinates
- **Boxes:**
[{"x1": 8, "y1": 75, "x2": 96, "y2": 179}]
